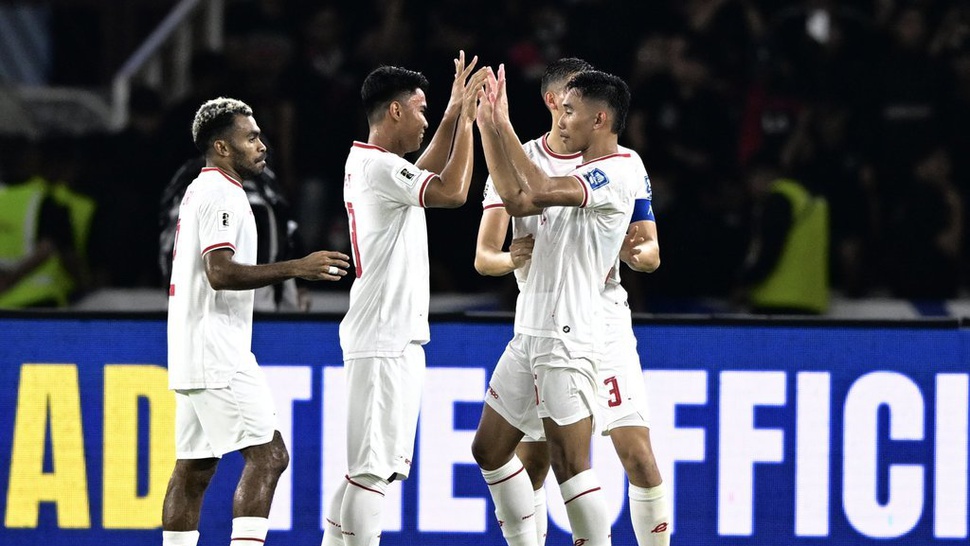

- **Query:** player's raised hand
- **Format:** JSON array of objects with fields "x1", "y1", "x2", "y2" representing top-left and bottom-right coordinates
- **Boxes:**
[
  {"x1": 446, "y1": 50, "x2": 480, "y2": 113},
  {"x1": 462, "y1": 67, "x2": 489, "y2": 121},
  {"x1": 492, "y1": 63, "x2": 510, "y2": 124},
  {"x1": 620, "y1": 224, "x2": 647, "y2": 266},
  {"x1": 476, "y1": 66, "x2": 498, "y2": 129},
  {"x1": 295, "y1": 250, "x2": 350, "y2": 281},
  {"x1": 509, "y1": 234, "x2": 534, "y2": 269}
]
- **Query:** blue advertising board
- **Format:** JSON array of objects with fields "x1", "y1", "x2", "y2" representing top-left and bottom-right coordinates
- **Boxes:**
[{"x1": 0, "y1": 315, "x2": 968, "y2": 545}]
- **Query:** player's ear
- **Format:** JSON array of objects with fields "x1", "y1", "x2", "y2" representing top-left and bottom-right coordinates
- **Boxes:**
[
  {"x1": 213, "y1": 138, "x2": 230, "y2": 157},
  {"x1": 388, "y1": 100, "x2": 402, "y2": 121},
  {"x1": 544, "y1": 91, "x2": 558, "y2": 112},
  {"x1": 593, "y1": 110, "x2": 608, "y2": 131}
]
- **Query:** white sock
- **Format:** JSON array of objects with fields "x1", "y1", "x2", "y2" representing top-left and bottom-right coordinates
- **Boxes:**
[
  {"x1": 162, "y1": 530, "x2": 199, "y2": 546},
  {"x1": 481, "y1": 455, "x2": 538, "y2": 546},
  {"x1": 322, "y1": 479, "x2": 349, "y2": 546},
  {"x1": 230, "y1": 517, "x2": 269, "y2": 545},
  {"x1": 560, "y1": 470, "x2": 611, "y2": 546},
  {"x1": 629, "y1": 483, "x2": 671, "y2": 546},
  {"x1": 533, "y1": 487, "x2": 548, "y2": 546},
  {"x1": 341, "y1": 474, "x2": 389, "y2": 546}
]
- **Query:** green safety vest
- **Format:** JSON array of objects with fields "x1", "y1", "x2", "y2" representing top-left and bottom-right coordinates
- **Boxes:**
[
  {"x1": 749, "y1": 178, "x2": 829, "y2": 314},
  {"x1": 0, "y1": 177, "x2": 94, "y2": 308}
]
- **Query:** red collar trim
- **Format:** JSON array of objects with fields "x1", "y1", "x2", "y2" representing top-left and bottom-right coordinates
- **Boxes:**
[
  {"x1": 353, "y1": 141, "x2": 392, "y2": 154},
  {"x1": 541, "y1": 133, "x2": 583, "y2": 160},
  {"x1": 201, "y1": 167, "x2": 243, "y2": 188},
  {"x1": 578, "y1": 152, "x2": 630, "y2": 168}
]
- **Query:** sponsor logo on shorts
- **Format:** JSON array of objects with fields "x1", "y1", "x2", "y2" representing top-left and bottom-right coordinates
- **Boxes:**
[
  {"x1": 488, "y1": 386, "x2": 499, "y2": 399},
  {"x1": 651, "y1": 522, "x2": 669, "y2": 533}
]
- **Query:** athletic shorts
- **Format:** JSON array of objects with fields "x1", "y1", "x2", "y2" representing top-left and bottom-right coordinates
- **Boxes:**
[
  {"x1": 345, "y1": 342, "x2": 425, "y2": 481},
  {"x1": 484, "y1": 334, "x2": 545, "y2": 441},
  {"x1": 525, "y1": 335, "x2": 598, "y2": 429},
  {"x1": 597, "y1": 327, "x2": 651, "y2": 435},
  {"x1": 174, "y1": 355, "x2": 277, "y2": 459}
]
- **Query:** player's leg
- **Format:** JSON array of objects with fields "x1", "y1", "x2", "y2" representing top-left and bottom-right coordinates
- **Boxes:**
[
  {"x1": 341, "y1": 343, "x2": 425, "y2": 546},
  {"x1": 232, "y1": 431, "x2": 290, "y2": 543},
  {"x1": 321, "y1": 479, "x2": 348, "y2": 546},
  {"x1": 515, "y1": 440, "x2": 550, "y2": 546},
  {"x1": 162, "y1": 458, "x2": 218, "y2": 545},
  {"x1": 534, "y1": 338, "x2": 611, "y2": 546},
  {"x1": 185, "y1": 358, "x2": 284, "y2": 545},
  {"x1": 599, "y1": 329, "x2": 671, "y2": 546},
  {"x1": 610, "y1": 426, "x2": 670, "y2": 545},
  {"x1": 472, "y1": 335, "x2": 543, "y2": 546},
  {"x1": 162, "y1": 391, "x2": 219, "y2": 546}
]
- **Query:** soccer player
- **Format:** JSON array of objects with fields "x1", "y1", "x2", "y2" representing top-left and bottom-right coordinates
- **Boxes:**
[
  {"x1": 321, "y1": 52, "x2": 487, "y2": 546},
  {"x1": 163, "y1": 97, "x2": 350, "y2": 546},
  {"x1": 474, "y1": 59, "x2": 670, "y2": 546},
  {"x1": 472, "y1": 66, "x2": 650, "y2": 546}
]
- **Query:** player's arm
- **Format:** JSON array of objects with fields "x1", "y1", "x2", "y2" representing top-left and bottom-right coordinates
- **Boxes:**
[
  {"x1": 474, "y1": 206, "x2": 534, "y2": 276},
  {"x1": 415, "y1": 51, "x2": 479, "y2": 173},
  {"x1": 423, "y1": 65, "x2": 488, "y2": 208},
  {"x1": 621, "y1": 220, "x2": 660, "y2": 273},
  {"x1": 204, "y1": 248, "x2": 350, "y2": 290},
  {"x1": 479, "y1": 65, "x2": 585, "y2": 214}
]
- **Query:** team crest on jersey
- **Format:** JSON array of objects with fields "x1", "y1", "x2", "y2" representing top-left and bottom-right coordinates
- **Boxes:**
[
  {"x1": 218, "y1": 210, "x2": 233, "y2": 230},
  {"x1": 395, "y1": 166, "x2": 418, "y2": 188},
  {"x1": 644, "y1": 175, "x2": 653, "y2": 200},
  {"x1": 583, "y1": 168, "x2": 610, "y2": 190}
]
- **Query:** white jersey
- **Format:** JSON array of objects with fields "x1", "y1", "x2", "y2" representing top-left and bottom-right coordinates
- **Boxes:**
[
  {"x1": 602, "y1": 146, "x2": 652, "y2": 323},
  {"x1": 167, "y1": 167, "x2": 258, "y2": 390},
  {"x1": 482, "y1": 133, "x2": 583, "y2": 299},
  {"x1": 340, "y1": 142, "x2": 436, "y2": 359},
  {"x1": 517, "y1": 151, "x2": 642, "y2": 358}
]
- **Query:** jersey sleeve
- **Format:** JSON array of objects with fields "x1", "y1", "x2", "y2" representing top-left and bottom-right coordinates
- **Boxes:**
[
  {"x1": 197, "y1": 189, "x2": 241, "y2": 256},
  {"x1": 482, "y1": 177, "x2": 504, "y2": 210},
  {"x1": 571, "y1": 163, "x2": 629, "y2": 214},
  {"x1": 630, "y1": 170, "x2": 656, "y2": 223},
  {"x1": 370, "y1": 154, "x2": 437, "y2": 208}
]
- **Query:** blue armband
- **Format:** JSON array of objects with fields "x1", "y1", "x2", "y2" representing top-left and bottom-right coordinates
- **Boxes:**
[{"x1": 630, "y1": 198, "x2": 655, "y2": 223}]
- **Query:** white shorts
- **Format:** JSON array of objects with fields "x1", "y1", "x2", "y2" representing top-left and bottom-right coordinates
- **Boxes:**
[
  {"x1": 174, "y1": 356, "x2": 277, "y2": 459},
  {"x1": 484, "y1": 334, "x2": 545, "y2": 441},
  {"x1": 597, "y1": 328, "x2": 650, "y2": 435},
  {"x1": 345, "y1": 342, "x2": 425, "y2": 481},
  {"x1": 525, "y1": 335, "x2": 597, "y2": 428}
]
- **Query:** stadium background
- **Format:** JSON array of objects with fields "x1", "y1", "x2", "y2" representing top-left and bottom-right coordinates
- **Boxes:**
[{"x1": 2, "y1": 1, "x2": 970, "y2": 545}]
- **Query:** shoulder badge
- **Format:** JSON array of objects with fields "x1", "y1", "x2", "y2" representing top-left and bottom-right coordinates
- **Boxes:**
[{"x1": 583, "y1": 168, "x2": 610, "y2": 190}]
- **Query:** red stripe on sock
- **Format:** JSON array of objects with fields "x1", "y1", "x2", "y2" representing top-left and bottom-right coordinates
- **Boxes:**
[
  {"x1": 230, "y1": 538, "x2": 265, "y2": 544},
  {"x1": 486, "y1": 465, "x2": 525, "y2": 486},
  {"x1": 563, "y1": 487, "x2": 601, "y2": 505},
  {"x1": 345, "y1": 475, "x2": 386, "y2": 496}
]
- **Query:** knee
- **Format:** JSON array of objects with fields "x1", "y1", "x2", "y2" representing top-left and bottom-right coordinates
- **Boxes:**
[
  {"x1": 267, "y1": 442, "x2": 290, "y2": 476},
  {"x1": 617, "y1": 449, "x2": 661, "y2": 487},
  {"x1": 471, "y1": 435, "x2": 497, "y2": 469}
]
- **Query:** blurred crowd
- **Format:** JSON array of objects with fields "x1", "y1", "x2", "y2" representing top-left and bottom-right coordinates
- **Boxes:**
[{"x1": 1, "y1": 0, "x2": 969, "y2": 311}]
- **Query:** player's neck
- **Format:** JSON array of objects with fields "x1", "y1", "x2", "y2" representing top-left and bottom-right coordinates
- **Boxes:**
[
  {"x1": 580, "y1": 136, "x2": 619, "y2": 164},
  {"x1": 367, "y1": 127, "x2": 404, "y2": 156},
  {"x1": 205, "y1": 160, "x2": 243, "y2": 184}
]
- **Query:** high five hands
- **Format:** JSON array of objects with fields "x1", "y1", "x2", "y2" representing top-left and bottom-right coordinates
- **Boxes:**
[
  {"x1": 448, "y1": 51, "x2": 490, "y2": 121},
  {"x1": 475, "y1": 64, "x2": 509, "y2": 130}
]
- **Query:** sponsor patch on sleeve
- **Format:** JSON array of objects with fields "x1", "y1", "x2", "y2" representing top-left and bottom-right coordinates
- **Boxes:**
[
  {"x1": 394, "y1": 166, "x2": 418, "y2": 188},
  {"x1": 582, "y1": 168, "x2": 610, "y2": 190},
  {"x1": 217, "y1": 210, "x2": 233, "y2": 231}
]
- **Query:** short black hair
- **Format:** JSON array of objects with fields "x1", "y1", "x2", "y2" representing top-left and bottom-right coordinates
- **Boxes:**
[
  {"x1": 191, "y1": 97, "x2": 253, "y2": 153},
  {"x1": 361, "y1": 66, "x2": 429, "y2": 124},
  {"x1": 565, "y1": 70, "x2": 631, "y2": 134},
  {"x1": 540, "y1": 57, "x2": 594, "y2": 96}
]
